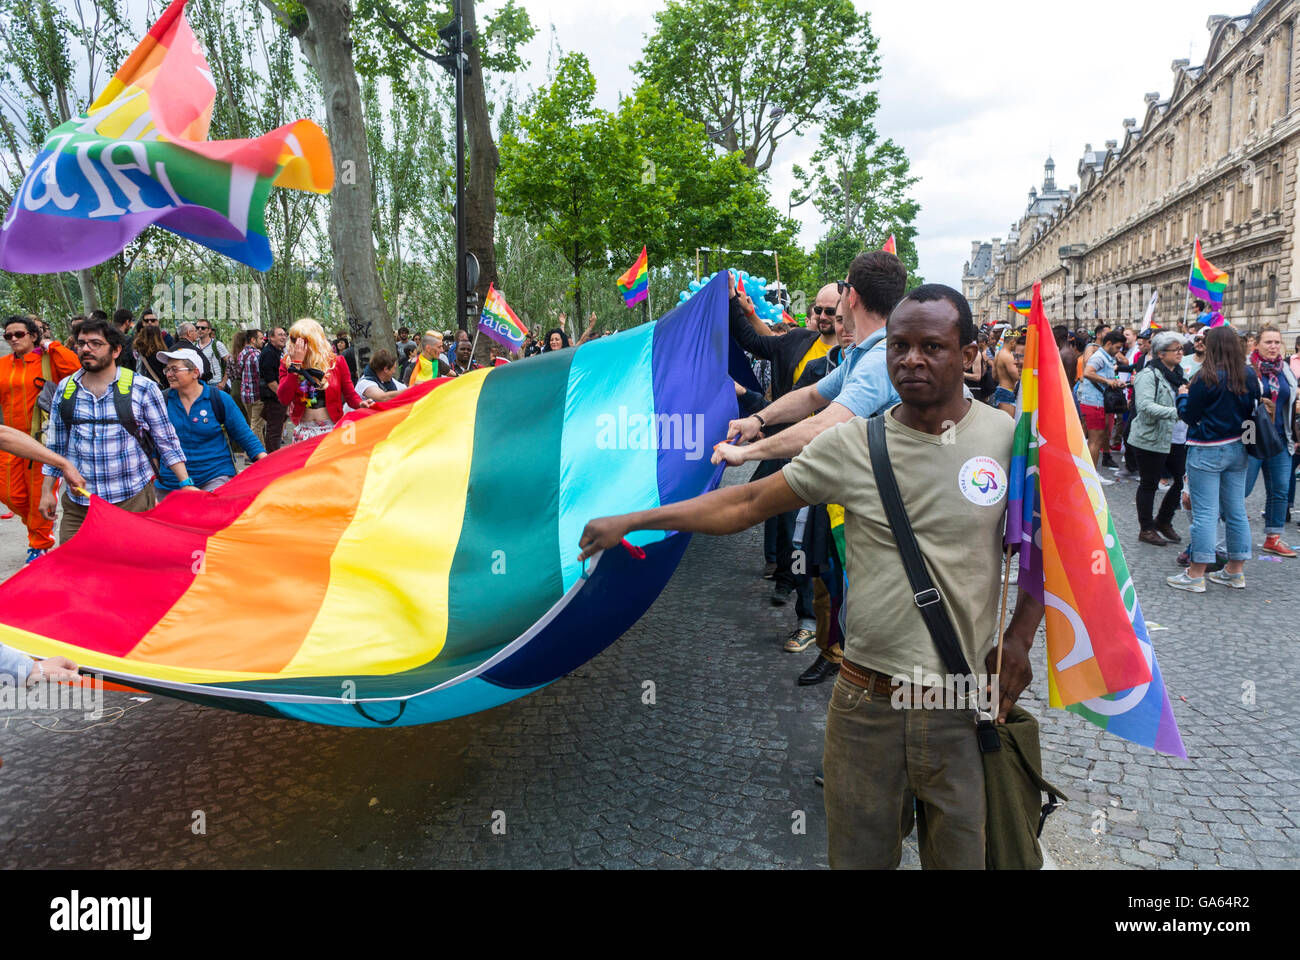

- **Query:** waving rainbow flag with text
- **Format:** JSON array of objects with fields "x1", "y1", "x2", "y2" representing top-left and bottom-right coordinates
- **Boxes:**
[
  {"x1": 0, "y1": 0, "x2": 331, "y2": 273},
  {"x1": 1006, "y1": 283, "x2": 1186, "y2": 757},
  {"x1": 478, "y1": 283, "x2": 528, "y2": 352}
]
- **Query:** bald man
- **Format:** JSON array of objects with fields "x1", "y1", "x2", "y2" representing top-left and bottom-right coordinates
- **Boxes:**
[{"x1": 728, "y1": 280, "x2": 842, "y2": 661}]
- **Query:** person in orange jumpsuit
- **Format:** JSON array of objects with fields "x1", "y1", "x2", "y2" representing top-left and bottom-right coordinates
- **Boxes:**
[{"x1": 0, "y1": 315, "x2": 80, "y2": 561}]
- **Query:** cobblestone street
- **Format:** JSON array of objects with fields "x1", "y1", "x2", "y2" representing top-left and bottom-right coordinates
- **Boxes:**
[{"x1": 0, "y1": 463, "x2": 1297, "y2": 869}]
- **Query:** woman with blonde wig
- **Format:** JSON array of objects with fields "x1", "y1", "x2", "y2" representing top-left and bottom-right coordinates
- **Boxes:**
[{"x1": 277, "y1": 318, "x2": 370, "y2": 444}]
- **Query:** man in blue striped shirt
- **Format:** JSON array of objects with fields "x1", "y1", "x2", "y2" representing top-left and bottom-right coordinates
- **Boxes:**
[{"x1": 39, "y1": 317, "x2": 195, "y2": 543}]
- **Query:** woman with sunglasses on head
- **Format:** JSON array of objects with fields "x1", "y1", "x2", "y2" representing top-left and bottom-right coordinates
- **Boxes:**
[
  {"x1": 277, "y1": 318, "x2": 372, "y2": 445},
  {"x1": 1129, "y1": 332, "x2": 1190, "y2": 547}
]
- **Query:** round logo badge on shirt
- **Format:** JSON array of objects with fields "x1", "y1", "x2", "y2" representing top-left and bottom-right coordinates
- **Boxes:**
[{"x1": 957, "y1": 456, "x2": 1007, "y2": 507}]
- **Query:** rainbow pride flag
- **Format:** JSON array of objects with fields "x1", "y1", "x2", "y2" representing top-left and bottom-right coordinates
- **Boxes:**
[
  {"x1": 618, "y1": 245, "x2": 649, "y2": 307},
  {"x1": 1009, "y1": 301, "x2": 1032, "y2": 316},
  {"x1": 0, "y1": 273, "x2": 743, "y2": 727},
  {"x1": 0, "y1": 0, "x2": 331, "y2": 273},
  {"x1": 1007, "y1": 283, "x2": 1185, "y2": 756},
  {"x1": 478, "y1": 283, "x2": 528, "y2": 352},
  {"x1": 1188, "y1": 237, "x2": 1229, "y2": 306}
]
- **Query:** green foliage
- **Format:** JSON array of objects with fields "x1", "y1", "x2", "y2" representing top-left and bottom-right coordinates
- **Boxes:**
[{"x1": 635, "y1": 0, "x2": 879, "y2": 171}]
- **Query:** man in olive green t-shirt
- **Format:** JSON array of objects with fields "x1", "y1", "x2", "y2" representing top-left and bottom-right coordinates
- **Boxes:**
[{"x1": 578, "y1": 285, "x2": 1046, "y2": 869}]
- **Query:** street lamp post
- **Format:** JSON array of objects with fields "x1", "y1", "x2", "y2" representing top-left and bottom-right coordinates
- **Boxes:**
[{"x1": 435, "y1": 0, "x2": 474, "y2": 332}]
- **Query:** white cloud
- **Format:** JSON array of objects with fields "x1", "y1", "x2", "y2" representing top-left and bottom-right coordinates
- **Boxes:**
[{"x1": 507, "y1": 1, "x2": 1223, "y2": 284}]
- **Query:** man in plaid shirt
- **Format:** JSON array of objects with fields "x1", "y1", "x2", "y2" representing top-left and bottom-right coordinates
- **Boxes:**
[
  {"x1": 237, "y1": 328, "x2": 264, "y2": 425},
  {"x1": 39, "y1": 317, "x2": 196, "y2": 543}
]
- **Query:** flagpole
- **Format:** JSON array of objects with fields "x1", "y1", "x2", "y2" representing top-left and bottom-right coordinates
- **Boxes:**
[
  {"x1": 1182, "y1": 235, "x2": 1196, "y2": 329},
  {"x1": 995, "y1": 546, "x2": 1013, "y2": 683},
  {"x1": 695, "y1": 248, "x2": 701, "y2": 282}
]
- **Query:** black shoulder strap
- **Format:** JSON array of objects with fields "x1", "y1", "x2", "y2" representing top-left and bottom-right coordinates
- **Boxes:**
[
  {"x1": 867, "y1": 414, "x2": 1002, "y2": 752},
  {"x1": 866, "y1": 414, "x2": 971, "y2": 678}
]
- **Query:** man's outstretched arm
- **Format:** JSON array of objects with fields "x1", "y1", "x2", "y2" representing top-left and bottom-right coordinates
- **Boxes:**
[
  {"x1": 715, "y1": 400, "x2": 853, "y2": 465},
  {"x1": 578, "y1": 471, "x2": 807, "y2": 561}
]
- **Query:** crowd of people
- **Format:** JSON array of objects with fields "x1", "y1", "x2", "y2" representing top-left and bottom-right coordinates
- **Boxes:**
[{"x1": 2, "y1": 272, "x2": 1295, "y2": 869}]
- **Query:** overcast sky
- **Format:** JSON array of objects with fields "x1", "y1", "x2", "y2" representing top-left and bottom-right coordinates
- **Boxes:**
[{"x1": 507, "y1": 0, "x2": 1224, "y2": 285}]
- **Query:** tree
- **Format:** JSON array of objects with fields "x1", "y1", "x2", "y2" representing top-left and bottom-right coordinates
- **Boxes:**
[
  {"x1": 0, "y1": 0, "x2": 131, "y2": 313},
  {"x1": 258, "y1": 0, "x2": 395, "y2": 358},
  {"x1": 635, "y1": 0, "x2": 880, "y2": 172},
  {"x1": 497, "y1": 53, "x2": 613, "y2": 318},
  {"x1": 793, "y1": 106, "x2": 921, "y2": 288},
  {"x1": 365, "y1": 0, "x2": 535, "y2": 333}
]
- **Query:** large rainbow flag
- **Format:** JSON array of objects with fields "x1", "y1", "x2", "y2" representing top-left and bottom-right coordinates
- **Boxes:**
[
  {"x1": 618, "y1": 246, "x2": 649, "y2": 307},
  {"x1": 0, "y1": 274, "x2": 741, "y2": 726},
  {"x1": 1007, "y1": 282, "x2": 1185, "y2": 757},
  {"x1": 478, "y1": 283, "x2": 528, "y2": 352},
  {"x1": 0, "y1": 0, "x2": 332, "y2": 273},
  {"x1": 1188, "y1": 237, "x2": 1229, "y2": 307}
]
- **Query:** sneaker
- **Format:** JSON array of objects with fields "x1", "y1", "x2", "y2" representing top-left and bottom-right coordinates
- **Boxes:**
[
  {"x1": 1114, "y1": 468, "x2": 1136, "y2": 480},
  {"x1": 1206, "y1": 569, "x2": 1246, "y2": 589},
  {"x1": 23, "y1": 548, "x2": 47, "y2": 565},
  {"x1": 1098, "y1": 476, "x2": 1115, "y2": 486},
  {"x1": 783, "y1": 628, "x2": 817, "y2": 653},
  {"x1": 1158, "y1": 479, "x2": 1173, "y2": 490},
  {"x1": 1176, "y1": 550, "x2": 1190, "y2": 567},
  {"x1": 1262, "y1": 535, "x2": 1298, "y2": 558},
  {"x1": 771, "y1": 584, "x2": 793, "y2": 606},
  {"x1": 1101, "y1": 454, "x2": 1118, "y2": 468},
  {"x1": 1165, "y1": 571, "x2": 1206, "y2": 593},
  {"x1": 762, "y1": 562, "x2": 777, "y2": 580}
]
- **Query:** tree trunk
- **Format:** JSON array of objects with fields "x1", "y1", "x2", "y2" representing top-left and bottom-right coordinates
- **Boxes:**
[
  {"x1": 294, "y1": 0, "x2": 394, "y2": 366},
  {"x1": 77, "y1": 268, "x2": 99, "y2": 314}
]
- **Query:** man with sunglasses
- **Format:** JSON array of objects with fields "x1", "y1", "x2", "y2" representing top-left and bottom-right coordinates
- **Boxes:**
[
  {"x1": 138, "y1": 309, "x2": 175, "y2": 348},
  {"x1": 728, "y1": 281, "x2": 843, "y2": 652},
  {"x1": 193, "y1": 318, "x2": 230, "y2": 391},
  {"x1": 39, "y1": 317, "x2": 193, "y2": 544},
  {"x1": 0, "y1": 315, "x2": 82, "y2": 561}
]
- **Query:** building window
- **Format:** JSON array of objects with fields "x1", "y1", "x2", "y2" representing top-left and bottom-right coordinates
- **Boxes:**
[
  {"x1": 1268, "y1": 274, "x2": 1277, "y2": 308},
  {"x1": 1240, "y1": 272, "x2": 1248, "y2": 309}
]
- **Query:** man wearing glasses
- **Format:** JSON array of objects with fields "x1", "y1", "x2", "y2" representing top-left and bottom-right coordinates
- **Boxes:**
[
  {"x1": 193, "y1": 319, "x2": 230, "y2": 391},
  {"x1": 727, "y1": 282, "x2": 843, "y2": 657},
  {"x1": 39, "y1": 317, "x2": 194, "y2": 544},
  {"x1": 0, "y1": 315, "x2": 81, "y2": 562},
  {"x1": 139, "y1": 309, "x2": 175, "y2": 348}
]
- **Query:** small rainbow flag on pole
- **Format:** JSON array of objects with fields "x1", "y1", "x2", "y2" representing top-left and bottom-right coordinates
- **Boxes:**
[
  {"x1": 1188, "y1": 237, "x2": 1229, "y2": 306},
  {"x1": 1006, "y1": 282, "x2": 1185, "y2": 757},
  {"x1": 618, "y1": 246, "x2": 649, "y2": 307},
  {"x1": 1009, "y1": 300, "x2": 1032, "y2": 316},
  {"x1": 882, "y1": 235, "x2": 897, "y2": 255},
  {"x1": 478, "y1": 283, "x2": 528, "y2": 352}
]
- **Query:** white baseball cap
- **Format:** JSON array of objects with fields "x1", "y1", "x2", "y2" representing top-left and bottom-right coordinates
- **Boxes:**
[{"x1": 156, "y1": 348, "x2": 203, "y2": 371}]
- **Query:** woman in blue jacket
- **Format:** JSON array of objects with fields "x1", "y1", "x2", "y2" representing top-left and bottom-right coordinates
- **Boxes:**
[
  {"x1": 1167, "y1": 327, "x2": 1261, "y2": 592},
  {"x1": 156, "y1": 348, "x2": 266, "y2": 497}
]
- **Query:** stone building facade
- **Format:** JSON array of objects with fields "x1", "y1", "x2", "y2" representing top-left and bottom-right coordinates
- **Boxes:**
[{"x1": 964, "y1": 0, "x2": 1300, "y2": 333}]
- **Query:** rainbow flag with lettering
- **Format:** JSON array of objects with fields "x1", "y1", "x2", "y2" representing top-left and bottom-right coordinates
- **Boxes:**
[
  {"x1": 478, "y1": 283, "x2": 528, "y2": 352},
  {"x1": 0, "y1": 272, "x2": 745, "y2": 727},
  {"x1": 618, "y1": 245, "x2": 649, "y2": 307},
  {"x1": 1009, "y1": 300, "x2": 1032, "y2": 316},
  {"x1": 1006, "y1": 282, "x2": 1185, "y2": 757},
  {"x1": 1188, "y1": 237, "x2": 1229, "y2": 306},
  {"x1": 0, "y1": 0, "x2": 331, "y2": 274}
]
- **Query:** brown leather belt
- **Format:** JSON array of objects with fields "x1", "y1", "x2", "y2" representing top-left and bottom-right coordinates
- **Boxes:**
[{"x1": 838, "y1": 659, "x2": 911, "y2": 697}]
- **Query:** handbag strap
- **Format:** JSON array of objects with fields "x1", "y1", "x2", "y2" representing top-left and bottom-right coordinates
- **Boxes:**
[
  {"x1": 866, "y1": 414, "x2": 972, "y2": 678},
  {"x1": 866, "y1": 414, "x2": 1001, "y2": 753}
]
